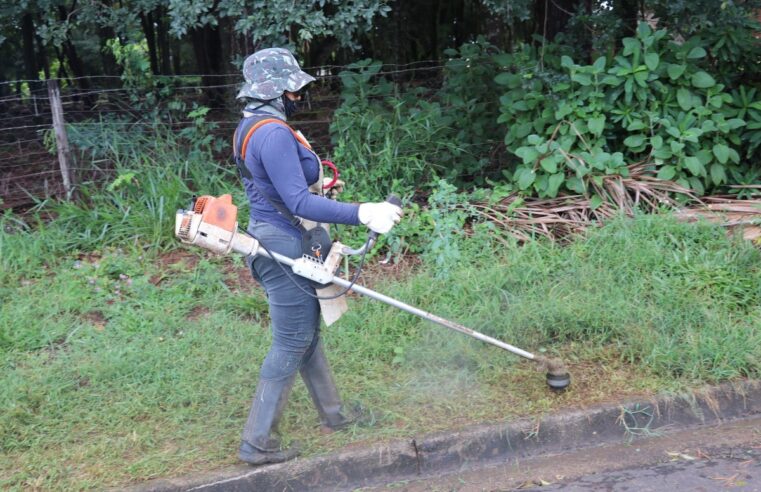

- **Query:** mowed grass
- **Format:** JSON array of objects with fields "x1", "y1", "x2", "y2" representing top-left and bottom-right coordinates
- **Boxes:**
[{"x1": 1, "y1": 214, "x2": 759, "y2": 490}]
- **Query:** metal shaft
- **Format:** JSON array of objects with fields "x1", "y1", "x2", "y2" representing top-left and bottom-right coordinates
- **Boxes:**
[{"x1": 261, "y1": 249, "x2": 536, "y2": 361}]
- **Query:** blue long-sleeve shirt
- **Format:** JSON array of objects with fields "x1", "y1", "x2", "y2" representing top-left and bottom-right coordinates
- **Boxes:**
[{"x1": 238, "y1": 114, "x2": 360, "y2": 239}]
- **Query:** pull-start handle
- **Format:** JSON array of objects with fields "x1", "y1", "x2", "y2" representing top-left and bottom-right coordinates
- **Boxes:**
[{"x1": 321, "y1": 160, "x2": 340, "y2": 190}]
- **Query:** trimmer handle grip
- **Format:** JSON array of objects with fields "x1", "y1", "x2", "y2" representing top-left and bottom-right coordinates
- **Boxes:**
[
  {"x1": 368, "y1": 193, "x2": 403, "y2": 242},
  {"x1": 385, "y1": 193, "x2": 402, "y2": 207}
]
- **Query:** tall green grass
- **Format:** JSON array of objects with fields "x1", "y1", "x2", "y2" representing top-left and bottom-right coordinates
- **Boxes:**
[
  {"x1": 1, "y1": 119, "x2": 243, "y2": 277},
  {"x1": 1, "y1": 120, "x2": 759, "y2": 489},
  {"x1": 1, "y1": 210, "x2": 758, "y2": 489}
]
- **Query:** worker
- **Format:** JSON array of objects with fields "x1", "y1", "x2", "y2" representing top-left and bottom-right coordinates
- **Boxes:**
[{"x1": 233, "y1": 47, "x2": 402, "y2": 466}]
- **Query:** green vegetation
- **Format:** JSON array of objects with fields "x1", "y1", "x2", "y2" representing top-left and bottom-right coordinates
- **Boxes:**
[
  {"x1": 498, "y1": 23, "x2": 761, "y2": 199},
  {"x1": 2, "y1": 1, "x2": 760, "y2": 489},
  {"x1": 2, "y1": 175, "x2": 759, "y2": 488},
  {"x1": 331, "y1": 24, "x2": 761, "y2": 203}
]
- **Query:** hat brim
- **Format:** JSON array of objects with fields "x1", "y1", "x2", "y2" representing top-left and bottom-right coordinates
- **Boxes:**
[
  {"x1": 236, "y1": 70, "x2": 316, "y2": 101},
  {"x1": 285, "y1": 70, "x2": 316, "y2": 92}
]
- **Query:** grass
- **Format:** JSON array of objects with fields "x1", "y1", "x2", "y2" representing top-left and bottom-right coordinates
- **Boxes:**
[
  {"x1": 1, "y1": 121, "x2": 759, "y2": 489},
  {"x1": 1, "y1": 211, "x2": 759, "y2": 489}
]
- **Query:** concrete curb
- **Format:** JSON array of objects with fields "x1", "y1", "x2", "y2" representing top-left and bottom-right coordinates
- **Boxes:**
[{"x1": 131, "y1": 379, "x2": 761, "y2": 492}]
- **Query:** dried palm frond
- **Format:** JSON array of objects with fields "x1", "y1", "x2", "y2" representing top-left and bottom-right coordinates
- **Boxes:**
[
  {"x1": 459, "y1": 162, "x2": 760, "y2": 244},
  {"x1": 675, "y1": 195, "x2": 761, "y2": 242}
]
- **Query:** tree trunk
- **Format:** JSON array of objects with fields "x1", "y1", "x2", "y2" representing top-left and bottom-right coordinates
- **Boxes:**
[
  {"x1": 190, "y1": 25, "x2": 224, "y2": 104},
  {"x1": 140, "y1": 11, "x2": 159, "y2": 75},
  {"x1": 36, "y1": 25, "x2": 50, "y2": 80},
  {"x1": 155, "y1": 8, "x2": 171, "y2": 75},
  {"x1": 613, "y1": 0, "x2": 641, "y2": 38},
  {"x1": 57, "y1": 6, "x2": 90, "y2": 91},
  {"x1": 54, "y1": 46, "x2": 70, "y2": 81},
  {"x1": 99, "y1": 26, "x2": 120, "y2": 83},
  {"x1": 21, "y1": 14, "x2": 39, "y2": 82},
  {"x1": 98, "y1": 0, "x2": 119, "y2": 83},
  {"x1": 171, "y1": 39, "x2": 181, "y2": 75},
  {"x1": 533, "y1": 0, "x2": 581, "y2": 42}
]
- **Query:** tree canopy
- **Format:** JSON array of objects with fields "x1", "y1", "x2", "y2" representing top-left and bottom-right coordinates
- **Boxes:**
[{"x1": 3, "y1": 0, "x2": 759, "y2": 92}]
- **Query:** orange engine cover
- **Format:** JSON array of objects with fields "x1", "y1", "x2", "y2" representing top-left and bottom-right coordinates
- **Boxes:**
[{"x1": 199, "y1": 194, "x2": 238, "y2": 233}]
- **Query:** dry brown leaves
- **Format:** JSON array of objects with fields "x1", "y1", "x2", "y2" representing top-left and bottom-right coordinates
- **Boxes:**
[{"x1": 462, "y1": 163, "x2": 761, "y2": 244}]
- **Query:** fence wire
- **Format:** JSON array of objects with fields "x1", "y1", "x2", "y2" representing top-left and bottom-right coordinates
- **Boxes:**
[{"x1": 0, "y1": 62, "x2": 455, "y2": 208}]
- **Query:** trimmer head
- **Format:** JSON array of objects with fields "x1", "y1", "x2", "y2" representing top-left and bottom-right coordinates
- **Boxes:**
[
  {"x1": 536, "y1": 356, "x2": 571, "y2": 391},
  {"x1": 546, "y1": 371, "x2": 571, "y2": 391}
]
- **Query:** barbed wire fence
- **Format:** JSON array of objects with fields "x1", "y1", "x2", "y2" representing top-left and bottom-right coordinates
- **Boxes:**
[{"x1": 0, "y1": 61, "x2": 448, "y2": 209}]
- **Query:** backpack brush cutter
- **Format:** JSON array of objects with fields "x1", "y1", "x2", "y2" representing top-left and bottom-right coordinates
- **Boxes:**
[{"x1": 174, "y1": 194, "x2": 571, "y2": 391}]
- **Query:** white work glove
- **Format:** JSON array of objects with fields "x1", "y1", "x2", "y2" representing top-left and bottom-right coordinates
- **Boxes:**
[{"x1": 358, "y1": 201, "x2": 403, "y2": 234}]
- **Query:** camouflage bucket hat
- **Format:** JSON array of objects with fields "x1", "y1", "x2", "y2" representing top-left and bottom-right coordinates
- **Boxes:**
[{"x1": 236, "y1": 48, "x2": 316, "y2": 100}]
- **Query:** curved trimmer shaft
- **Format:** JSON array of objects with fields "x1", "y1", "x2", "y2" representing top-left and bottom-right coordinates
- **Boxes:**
[
  {"x1": 174, "y1": 194, "x2": 570, "y2": 390},
  {"x1": 258, "y1": 247, "x2": 570, "y2": 390},
  {"x1": 255, "y1": 247, "x2": 540, "y2": 358}
]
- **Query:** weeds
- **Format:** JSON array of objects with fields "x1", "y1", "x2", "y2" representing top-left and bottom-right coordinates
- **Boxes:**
[
  {"x1": 1, "y1": 213, "x2": 758, "y2": 489},
  {"x1": 618, "y1": 404, "x2": 660, "y2": 442},
  {"x1": 2, "y1": 115, "x2": 240, "y2": 277},
  {"x1": 1, "y1": 105, "x2": 759, "y2": 490}
]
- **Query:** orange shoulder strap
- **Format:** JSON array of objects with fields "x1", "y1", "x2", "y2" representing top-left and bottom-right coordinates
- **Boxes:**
[{"x1": 235, "y1": 118, "x2": 312, "y2": 160}]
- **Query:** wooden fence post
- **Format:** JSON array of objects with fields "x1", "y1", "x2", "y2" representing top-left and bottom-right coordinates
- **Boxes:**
[{"x1": 46, "y1": 79, "x2": 75, "y2": 200}]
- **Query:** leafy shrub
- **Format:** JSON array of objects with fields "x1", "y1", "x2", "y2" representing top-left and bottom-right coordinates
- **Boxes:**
[
  {"x1": 330, "y1": 40, "x2": 506, "y2": 199},
  {"x1": 648, "y1": 0, "x2": 761, "y2": 87},
  {"x1": 2, "y1": 112, "x2": 238, "y2": 276},
  {"x1": 437, "y1": 38, "x2": 506, "y2": 183},
  {"x1": 496, "y1": 22, "x2": 761, "y2": 200},
  {"x1": 330, "y1": 59, "x2": 448, "y2": 199}
]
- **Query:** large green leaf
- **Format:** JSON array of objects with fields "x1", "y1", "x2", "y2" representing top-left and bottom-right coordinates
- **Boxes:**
[
  {"x1": 687, "y1": 47, "x2": 707, "y2": 59},
  {"x1": 728, "y1": 148, "x2": 740, "y2": 164},
  {"x1": 515, "y1": 146, "x2": 539, "y2": 164},
  {"x1": 691, "y1": 71, "x2": 716, "y2": 89},
  {"x1": 624, "y1": 134, "x2": 646, "y2": 147},
  {"x1": 592, "y1": 56, "x2": 606, "y2": 72},
  {"x1": 645, "y1": 53, "x2": 659, "y2": 71},
  {"x1": 677, "y1": 88, "x2": 693, "y2": 111},
  {"x1": 495, "y1": 73, "x2": 521, "y2": 88},
  {"x1": 683, "y1": 156, "x2": 705, "y2": 177},
  {"x1": 517, "y1": 168, "x2": 536, "y2": 190},
  {"x1": 547, "y1": 173, "x2": 565, "y2": 198},
  {"x1": 572, "y1": 73, "x2": 592, "y2": 86},
  {"x1": 527, "y1": 134, "x2": 543, "y2": 145},
  {"x1": 712, "y1": 143, "x2": 730, "y2": 164},
  {"x1": 657, "y1": 165, "x2": 677, "y2": 180},
  {"x1": 588, "y1": 115, "x2": 605, "y2": 136},
  {"x1": 622, "y1": 37, "x2": 640, "y2": 56},
  {"x1": 710, "y1": 163, "x2": 727, "y2": 185},
  {"x1": 540, "y1": 156, "x2": 559, "y2": 173},
  {"x1": 667, "y1": 63, "x2": 686, "y2": 80},
  {"x1": 566, "y1": 176, "x2": 586, "y2": 193}
]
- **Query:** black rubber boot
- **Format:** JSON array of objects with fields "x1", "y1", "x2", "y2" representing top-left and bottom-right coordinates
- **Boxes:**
[
  {"x1": 239, "y1": 376, "x2": 300, "y2": 465},
  {"x1": 300, "y1": 340, "x2": 367, "y2": 432}
]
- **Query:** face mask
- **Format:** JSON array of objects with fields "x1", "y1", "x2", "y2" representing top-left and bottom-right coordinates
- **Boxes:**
[{"x1": 282, "y1": 94, "x2": 298, "y2": 117}]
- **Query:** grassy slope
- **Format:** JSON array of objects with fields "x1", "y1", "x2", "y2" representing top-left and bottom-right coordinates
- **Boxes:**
[{"x1": 1, "y1": 214, "x2": 759, "y2": 490}]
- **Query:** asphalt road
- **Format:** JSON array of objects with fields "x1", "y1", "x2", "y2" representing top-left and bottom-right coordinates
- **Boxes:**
[{"x1": 364, "y1": 415, "x2": 761, "y2": 492}]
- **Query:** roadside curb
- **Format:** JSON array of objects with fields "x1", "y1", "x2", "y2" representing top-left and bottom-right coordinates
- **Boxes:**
[{"x1": 131, "y1": 379, "x2": 761, "y2": 491}]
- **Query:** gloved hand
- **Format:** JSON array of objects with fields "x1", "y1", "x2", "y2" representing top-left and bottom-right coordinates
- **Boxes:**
[
  {"x1": 358, "y1": 201, "x2": 403, "y2": 234},
  {"x1": 322, "y1": 178, "x2": 345, "y2": 200}
]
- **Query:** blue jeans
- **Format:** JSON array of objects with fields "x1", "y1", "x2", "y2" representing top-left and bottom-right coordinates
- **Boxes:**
[{"x1": 246, "y1": 222, "x2": 321, "y2": 383}]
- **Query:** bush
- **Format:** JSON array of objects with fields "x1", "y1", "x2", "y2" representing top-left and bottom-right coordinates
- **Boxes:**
[
  {"x1": 2, "y1": 111, "x2": 238, "y2": 277},
  {"x1": 329, "y1": 39, "x2": 506, "y2": 199},
  {"x1": 497, "y1": 22, "x2": 761, "y2": 200}
]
